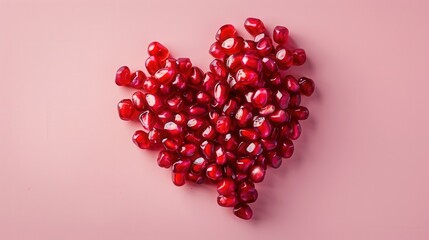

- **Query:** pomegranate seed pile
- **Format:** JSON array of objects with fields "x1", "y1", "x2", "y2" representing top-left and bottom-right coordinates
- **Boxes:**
[{"x1": 116, "y1": 17, "x2": 315, "y2": 220}]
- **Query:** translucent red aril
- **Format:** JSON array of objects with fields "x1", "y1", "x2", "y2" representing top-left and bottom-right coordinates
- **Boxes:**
[
  {"x1": 221, "y1": 37, "x2": 244, "y2": 55},
  {"x1": 251, "y1": 88, "x2": 269, "y2": 108},
  {"x1": 157, "y1": 150, "x2": 177, "y2": 168},
  {"x1": 298, "y1": 77, "x2": 315, "y2": 96},
  {"x1": 218, "y1": 194, "x2": 238, "y2": 207},
  {"x1": 206, "y1": 163, "x2": 224, "y2": 181},
  {"x1": 216, "y1": 116, "x2": 231, "y2": 134},
  {"x1": 145, "y1": 56, "x2": 162, "y2": 75},
  {"x1": 249, "y1": 165, "x2": 265, "y2": 183},
  {"x1": 293, "y1": 48, "x2": 306, "y2": 66},
  {"x1": 154, "y1": 68, "x2": 175, "y2": 84},
  {"x1": 172, "y1": 172, "x2": 186, "y2": 186},
  {"x1": 217, "y1": 178, "x2": 236, "y2": 195},
  {"x1": 273, "y1": 26, "x2": 289, "y2": 44},
  {"x1": 132, "y1": 130, "x2": 151, "y2": 149},
  {"x1": 130, "y1": 70, "x2": 146, "y2": 89},
  {"x1": 216, "y1": 24, "x2": 237, "y2": 41},
  {"x1": 145, "y1": 93, "x2": 164, "y2": 113},
  {"x1": 116, "y1": 18, "x2": 316, "y2": 220},
  {"x1": 279, "y1": 139, "x2": 294, "y2": 158},
  {"x1": 131, "y1": 91, "x2": 146, "y2": 111},
  {"x1": 179, "y1": 143, "x2": 197, "y2": 157},
  {"x1": 253, "y1": 116, "x2": 272, "y2": 138},
  {"x1": 148, "y1": 41, "x2": 170, "y2": 61},
  {"x1": 209, "y1": 42, "x2": 226, "y2": 59},
  {"x1": 117, "y1": 99, "x2": 136, "y2": 121},
  {"x1": 244, "y1": 17, "x2": 266, "y2": 36},
  {"x1": 115, "y1": 66, "x2": 131, "y2": 86}
]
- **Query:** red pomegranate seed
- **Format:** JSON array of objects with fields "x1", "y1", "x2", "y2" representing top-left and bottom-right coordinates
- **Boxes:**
[
  {"x1": 233, "y1": 203, "x2": 253, "y2": 220},
  {"x1": 242, "y1": 53, "x2": 263, "y2": 72},
  {"x1": 129, "y1": 70, "x2": 146, "y2": 89},
  {"x1": 279, "y1": 139, "x2": 294, "y2": 158},
  {"x1": 273, "y1": 26, "x2": 289, "y2": 44},
  {"x1": 196, "y1": 91, "x2": 212, "y2": 104},
  {"x1": 256, "y1": 37, "x2": 274, "y2": 57},
  {"x1": 253, "y1": 116, "x2": 272, "y2": 138},
  {"x1": 235, "y1": 105, "x2": 253, "y2": 127},
  {"x1": 145, "y1": 56, "x2": 162, "y2": 75},
  {"x1": 266, "y1": 151, "x2": 282, "y2": 168},
  {"x1": 293, "y1": 48, "x2": 306, "y2": 66},
  {"x1": 172, "y1": 172, "x2": 186, "y2": 186},
  {"x1": 154, "y1": 68, "x2": 175, "y2": 84},
  {"x1": 162, "y1": 138, "x2": 179, "y2": 151},
  {"x1": 163, "y1": 121, "x2": 182, "y2": 136},
  {"x1": 132, "y1": 130, "x2": 151, "y2": 149},
  {"x1": 290, "y1": 119, "x2": 301, "y2": 140},
  {"x1": 226, "y1": 54, "x2": 244, "y2": 72},
  {"x1": 249, "y1": 165, "x2": 265, "y2": 183},
  {"x1": 157, "y1": 110, "x2": 174, "y2": 124},
  {"x1": 238, "y1": 181, "x2": 258, "y2": 203},
  {"x1": 279, "y1": 124, "x2": 292, "y2": 139},
  {"x1": 256, "y1": 154, "x2": 267, "y2": 169},
  {"x1": 117, "y1": 99, "x2": 136, "y2": 121},
  {"x1": 217, "y1": 178, "x2": 236, "y2": 195},
  {"x1": 244, "y1": 17, "x2": 266, "y2": 36},
  {"x1": 164, "y1": 58, "x2": 177, "y2": 70},
  {"x1": 179, "y1": 143, "x2": 197, "y2": 157},
  {"x1": 142, "y1": 77, "x2": 160, "y2": 94},
  {"x1": 236, "y1": 68, "x2": 259, "y2": 86},
  {"x1": 139, "y1": 111, "x2": 156, "y2": 133},
  {"x1": 259, "y1": 104, "x2": 276, "y2": 116},
  {"x1": 148, "y1": 41, "x2": 170, "y2": 61},
  {"x1": 223, "y1": 133, "x2": 238, "y2": 151},
  {"x1": 202, "y1": 125, "x2": 217, "y2": 140},
  {"x1": 202, "y1": 72, "x2": 217, "y2": 93},
  {"x1": 186, "y1": 172, "x2": 204, "y2": 184},
  {"x1": 209, "y1": 42, "x2": 227, "y2": 59},
  {"x1": 157, "y1": 150, "x2": 177, "y2": 168},
  {"x1": 274, "y1": 89, "x2": 290, "y2": 110},
  {"x1": 148, "y1": 128, "x2": 162, "y2": 145},
  {"x1": 213, "y1": 83, "x2": 229, "y2": 106},
  {"x1": 145, "y1": 93, "x2": 164, "y2": 113},
  {"x1": 209, "y1": 111, "x2": 220, "y2": 125},
  {"x1": 262, "y1": 57, "x2": 278, "y2": 74},
  {"x1": 254, "y1": 32, "x2": 267, "y2": 43},
  {"x1": 189, "y1": 67, "x2": 204, "y2": 86},
  {"x1": 200, "y1": 140, "x2": 215, "y2": 159},
  {"x1": 269, "y1": 72, "x2": 282, "y2": 86},
  {"x1": 275, "y1": 48, "x2": 293, "y2": 69},
  {"x1": 159, "y1": 83, "x2": 172, "y2": 96},
  {"x1": 192, "y1": 156, "x2": 208, "y2": 174},
  {"x1": 176, "y1": 58, "x2": 192, "y2": 74},
  {"x1": 115, "y1": 66, "x2": 131, "y2": 86},
  {"x1": 269, "y1": 109, "x2": 289, "y2": 123},
  {"x1": 216, "y1": 24, "x2": 237, "y2": 41},
  {"x1": 243, "y1": 40, "x2": 256, "y2": 51},
  {"x1": 206, "y1": 163, "x2": 224, "y2": 181},
  {"x1": 131, "y1": 91, "x2": 146, "y2": 111},
  {"x1": 217, "y1": 194, "x2": 238, "y2": 207},
  {"x1": 188, "y1": 104, "x2": 208, "y2": 116},
  {"x1": 251, "y1": 88, "x2": 269, "y2": 108},
  {"x1": 221, "y1": 37, "x2": 244, "y2": 55},
  {"x1": 215, "y1": 145, "x2": 227, "y2": 165},
  {"x1": 187, "y1": 118, "x2": 206, "y2": 130},
  {"x1": 172, "y1": 159, "x2": 191, "y2": 173},
  {"x1": 246, "y1": 141, "x2": 263, "y2": 156},
  {"x1": 210, "y1": 59, "x2": 228, "y2": 78},
  {"x1": 260, "y1": 138, "x2": 277, "y2": 151},
  {"x1": 223, "y1": 98, "x2": 239, "y2": 116},
  {"x1": 174, "y1": 113, "x2": 187, "y2": 126},
  {"x1": 290, "y1": 106, "x2": 309, "y2": 120},
  {"x1": 298, "y1": 77, "x2": 315, "y2": 96},
  {"x1": 235, "y1": 157, "x2": 254, "y2": 173},
  {"x1": 283, "y1": 75, "x2": 300, "y2": 93},
  {"x1": 239, "y1": 128, "x2": 259, "y2": 141},
  {"x1": 166, "y1": 95, "x2": 184, "y2": 113},
  {"x1": 215, "y1": 116, "x2": 231, "y2": 134},
  {"x1": 289, "y1": 93, "x2": 301, "y2": 107}
]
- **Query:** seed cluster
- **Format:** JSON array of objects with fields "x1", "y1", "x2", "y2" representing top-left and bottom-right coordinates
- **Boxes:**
[{"x1": 116, "y1": 17, "x2": 315, "y2": 220}]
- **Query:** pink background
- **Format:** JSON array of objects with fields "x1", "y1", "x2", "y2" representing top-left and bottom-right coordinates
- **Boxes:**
[{"x1": 1, "y1": 0, "x2": 429, "y2": 239}]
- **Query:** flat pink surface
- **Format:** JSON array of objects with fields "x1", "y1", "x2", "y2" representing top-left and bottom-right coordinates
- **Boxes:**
[{"x1": 1, "y1": 0, "x2": 429, "y2": 239}]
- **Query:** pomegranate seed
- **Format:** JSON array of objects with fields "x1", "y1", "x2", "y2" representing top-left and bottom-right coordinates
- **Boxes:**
[
  {"x1": 196, "y1": 91, "x2": 212, "y2": 104},
  {"x1": 216, "y1": 116, "x2": 231, "y2": 134},
  {"x1": 239, "y1": 128, "x2": 259, "y2": 141},
  {"x1": 209, "y1": 42, "x2": 226, "y2": 59},
  {"x1": 217, "y1": 178, "x2": 236, "y2": 195},
  {"x1": 162, "y1": 138, "x2": 180, "y2": 151},
  {"x1": 172, "y1": 172, "x2": 186, "y2": 186},
  {"x1": 154, "y1": 68, "x2": 175, "y2": 84},
  {"x1": 254, "y1": 32, "x2": 267, "y2": 43},
  {"x1": 210, "y1": 59, "x2": 228, "y2": 78},
  {"x1": 213, "y1": 83, "x2": 229, "y2": 106},
  {"x1": 145, "y1": 93, "x2": 164, "y2": 113},
  {"x1": 179, "y1": 143, "x2": 197, "y2": 157},
  {"x1": 261, "y1": 138, "x2": 277, "y2": 151},
  {"x1": 233, "y1": 203, "x2": 253, "y2": 220},
  {"x1": 200, "y1": 140, "x2": 215, "y2": 159},
  {"x1": 115, "y1": 66, "x2": 131, "y2": 86},
  {"x1": 279, "y1": 139, "x2": 294, "y2": 158},
  {"x1": 289, "y1": 93, "x2": 301, "y2": 107},
  {"x1": 275, "y1": 48, "x2": 293, "y2": 69},
  {"x1": 259, "y1": 104, "x2": 276, "y2": 116},
  {"x1": 242, "y1": 53, "x2": 263, "y2": 72},
  {"x1": 117, "y1": 99, "x2": 136, "y2": 121},
  {"x1": 262, "y1": 57, "x2": 278, "y2": 74},
  {"x1": 157, "y1": 110, "x2": 174, "y2": 124},
  {"x1": 221, "y1": 37, "x2": 244, "y2": 55},
  {"x1": 129, "y1": 70, "x2": 146, "y2": 88},
  {"x1": 236, "y1": 68, "x2": 259, "y2": 86},
  {"x1": 290, "y1": 119, "x2": 301, "y2": 140},
  {"x1": 223, "y1": 133, "x2": 238, "y2": 151},
  {"x1": 209, "y1": 111, "x2": 220, "y2": 125},
  {"x1": 266, "y1": 151, "x2": 282, "y2": 168},
  {"x1": 235, "y1": 157, "x2": 254, "y2": 173},
  {"x1": 206, "y1": 163, "x2": 223, "y2": 181},
  {"x1": 293, "y1": 48, "x2": 306, "y2": 66},
  {"x1": 298, "y1": 77, "x2": 315, "y2": 96},
  {"x1": 215, "y1": 145, "x2": 227, "y2": 165},
  {"x1": 253, "y1": 116, "x2": 272, "y2": 138},
  {"x1": 235, "y1": 105, "x2": 253, "y2": 127},
  {"x1": 172, "y1": 159, "x2": 191, "y2": 173},
  {"x1": 148, "y1": 41, "x2": 170, "y2": 61},
  {"x1": 218, "y1": 194, "x2": 238, "y2": 207},
  {"x1": 132, "y1": 130, "x2": 151, "y2": 149},
  {"x1": 269, "y1": 72, "x2": 282, "y2": 86},
  {"x1": 157, "y1": 150, "x2": 177, "y2": 168},
  {"x1": 145, "y1": 56, "x2": 162, "y2": 75},
  {"x1": 202, "y1": 72, "x2": 217, "y2": 93},
  {"x1": 283, "y1": 75, "x2": 300, "y2": 93},
  {"x1": 176, "y1": 58, "x2": 192, "y2": 74},
  {"x1": 189, "y1": 67, "x2": 204, "y2": 86},
  {"x1": 251, "y1": 88, "x2": 269, "y2": 108},
  {"x1": 290, "y1": 106, "x2": 309, "y2": 120},
  {"x1": 188, "y1": 104, "x2": 207, "y2": 116},
  {"x1": 238, "y1": 181, "x2": 258, "y2": 203},
  {"x1": 269, "y1": 109, "x2": 289, "y2": 123},
  {"x1": 243, "y1": 40, "x2": 256, "y2": 51},
  {"x1": 202, "y1": 125, "x2": 217, "y2": 140},
  {"x1": 164, "y1": 58, "x2": 178, "y2": 71},
  {"x1": 256, "y1": 155, "x2": 267, "y2": 169},
  {"x1": 273, "y1": 26, "x2": 289, "y2": 44},
  {"x1": 148, "y1": 128, "x2": 163, "y2": 145},
  {"x1": 192, "y1": 156, "x2": 208, "y2": 174},
  {"x1": 249, "y1": 165, "x2": 265, "y2": 183},
  {"x1": 223, "y1": 98, "x2": 239, "y2": 116},
  {"x1": 174, "y1": 113, "x2": 187, "y2": 126},
  {"x1": 186, "y1": 172, "x2": 204, "y2": 184},
  {"x1": 139, "y1": 111, "x2": 156, "y2": 133},
  {"x1": 244, "y1": 17, "x2": 266, "y2": 36},
  {"x1": 246, "y1": 141, "x2": 263, "y2": 156},
  {"x1": 163, "y1": 121, "x2": 182, "y2": 136},
  {"x1": 216, "y1": 24, "x2": 237, "y2": 41},
  {"x1": 166, "y1": 95, "x2": 184, "y2": 113},
  {"x1": 256, "y1": 37, "x2": 273, "y2": 56},
  {"x1": 274, "y1": 89, "x2": 290, "y2": 109},
  {"x1": 142, "y1": 77, "x2": 160, "y2": 94},
  {"x1": 226, "y1": 54, "x2": 244, "y2": 72},
  {"x1": 187, "y1": 118, "x2": 206, "y2": 130},
  {"x1": 131, "y1": 91, "x2": 146, "y2": 111}
]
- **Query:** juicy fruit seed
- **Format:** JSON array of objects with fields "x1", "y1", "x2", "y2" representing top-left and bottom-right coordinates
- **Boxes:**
[{"x1": 116, "y1": 17, "x2": 315, "y2": 220}]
